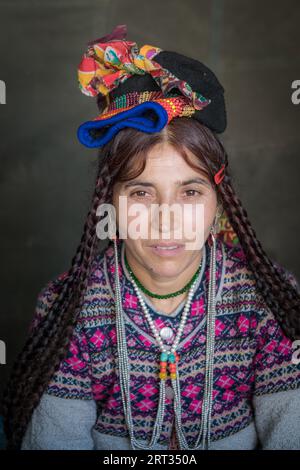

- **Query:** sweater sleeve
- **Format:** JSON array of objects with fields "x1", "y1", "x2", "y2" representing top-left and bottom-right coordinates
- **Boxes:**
[
  {"x1": 21, "y1": 276, "x2": 98, "y2": 450},
  {"x1": 29, "y1": 274, "x2": 96, "y2": 400},
  {"x1": 252, "y1": 268, "x2": 300, "y2": 449},
  {"x1": 45, "y1": 319, "x2": 96, "y2": 400},
  {"x1": 21, "y1": 393, "x2": 97, "y2": 450}
]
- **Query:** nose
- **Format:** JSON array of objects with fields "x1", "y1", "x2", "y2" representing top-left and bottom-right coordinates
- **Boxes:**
[{"x1": 150, "y1": 198, "x2": 181, "y2": 236}]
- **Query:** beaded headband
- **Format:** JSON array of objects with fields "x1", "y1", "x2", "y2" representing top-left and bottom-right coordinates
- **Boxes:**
[{"x1": 76, "y1": 24, "x2": 227, "y2": 185}]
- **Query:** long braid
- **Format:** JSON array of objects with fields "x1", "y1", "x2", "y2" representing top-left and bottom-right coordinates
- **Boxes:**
[
  {"x1": 1, "y1": 153, "x2": 116, "y2": 449},
  {"x1": 217, "y1": 162, "x2": 300, "y2": 339}
]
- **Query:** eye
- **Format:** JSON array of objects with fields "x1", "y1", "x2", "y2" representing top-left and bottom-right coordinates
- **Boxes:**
[
  {"x1": 130, "y1": 190, "x2": 149, "y2": 198},
  {"x1": 184, "y1": 189, "x2": 202, "y2": 197}
]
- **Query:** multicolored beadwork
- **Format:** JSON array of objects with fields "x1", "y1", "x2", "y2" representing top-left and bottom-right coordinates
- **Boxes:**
[
  {"x1": 93, "y1": 90, "x2": 196, "y2": 124},
  {"x1": 159, "y1": 351, "x2": 180, "y2": 379}
]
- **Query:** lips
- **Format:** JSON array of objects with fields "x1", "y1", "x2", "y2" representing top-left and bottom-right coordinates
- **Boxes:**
[
  {"x1": 149, "y1": 243, "x2": 185, "y2": 257},
  {"x1": 150, "y1": 242, "x2": 184, "y2": 248}
]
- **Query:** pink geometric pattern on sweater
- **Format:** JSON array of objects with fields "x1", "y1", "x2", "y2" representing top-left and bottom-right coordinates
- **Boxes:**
[
  {"x1": 237, "y1": 314, "x2": 250, "y2": 333},
  {"x1": 237, "y1": 384, "x2": 250, "y2": 392},
  {"x1": 109, "y1": 263, "x2": 122, "y2": 277},
  {"x1": 278, "y1": 337, "x2": 292, "y2": 354},
  {"x1": 138, "y1": 334, "x2": 152, "y2": 347},
  {"x1": 69, "y1": 340, "x2": 79, "y2": 355},
  {"x1": 139, "y1": 383, "x2": 158, "y2": 397},
  {"x1": 136, "y1": 397, "x2": 157, "y2": 412},
  {"x1": 124, "y1": 292, "x2": 138, "y2": 309},
  {"x1": 132, "y1": 314, "x2": 144, "y2": 325},
  {"x1": 181, "y1": 337, "x2": 193, "y2": 350},
  {"x1": 108, "y1": 327, "x2": 117, "y2": 344},
  {"x1": 90, "y1": 329, "x2": 105, "y2": 348},
  {"x1": 128, "y1": 337, "x2": 137, "y2": 347},
  {"x1": 222, "y1": 390, "x2": 235, "y2": 401},
  {"x1": 154, "y1": 318, "x2": 165, "y2": 329},
  {"x1": 65, "y1": 356, "x2": 86, "y2": 370},
  {"x1": 265, "y1": 339, "x2": 277, "y2": 353},
  {"x1": 215, "y1": 318, "x2": 225, "y2": 336},
  {"x1": 182, "y1": 384, "x2": 201, "y2": 399},
  {"x1": 92, "y1": 383, "x2": 106, "y2": 400},
  {"x1": 217, "y1": 375, "x2": 234, "y2": 389},
  {"x1": 106, "y1": 396, "x2": 120, "y2": 410},
  {"x1": 189, "y1": 398, "x2": 202, "y2": 414},
  {"x1": 191, "y1": 298, "x2": 204, "y2": 316}
]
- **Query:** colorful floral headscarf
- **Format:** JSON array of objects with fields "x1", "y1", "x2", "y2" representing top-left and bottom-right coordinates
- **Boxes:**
[{"x1": 77, "y1": 27, "x2": 210, "y2": 111}]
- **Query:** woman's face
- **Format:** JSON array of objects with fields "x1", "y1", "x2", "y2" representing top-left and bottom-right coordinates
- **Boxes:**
[{"x1": 112, "y1": 141, "x2": 218, "y2": 280}]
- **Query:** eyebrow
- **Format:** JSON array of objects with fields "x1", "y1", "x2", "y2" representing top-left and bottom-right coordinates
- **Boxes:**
[{"x1": 124, "y1": 177, "x2": 210, "y2": 189}]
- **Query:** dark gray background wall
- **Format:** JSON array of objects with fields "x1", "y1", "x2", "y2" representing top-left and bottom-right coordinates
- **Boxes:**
[{"x1": 0, "y1": 0, "x2": 299, "y2": 397}]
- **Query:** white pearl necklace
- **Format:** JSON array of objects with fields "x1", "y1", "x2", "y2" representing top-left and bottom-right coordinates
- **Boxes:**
[{"x1": 131, "y1": 274, "x2": 198, "y2": 355}]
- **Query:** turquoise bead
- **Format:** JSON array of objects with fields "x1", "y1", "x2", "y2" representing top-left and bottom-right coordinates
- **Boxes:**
[
  {"x1": 168, "y1": 353, "x2": 175, "y2": 363},
  {"x1": 160, "y1": 352, "x2": 168, "y2": 361}
]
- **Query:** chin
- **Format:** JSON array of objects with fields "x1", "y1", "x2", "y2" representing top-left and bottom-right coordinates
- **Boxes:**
[{"x1": 146, "y1": 261, "x2": 182, "y2": 279}]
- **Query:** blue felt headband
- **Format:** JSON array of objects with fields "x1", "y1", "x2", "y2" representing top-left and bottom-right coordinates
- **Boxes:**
[{"x1": 77, "y1": 101, "x2": 169, "y2": 148}]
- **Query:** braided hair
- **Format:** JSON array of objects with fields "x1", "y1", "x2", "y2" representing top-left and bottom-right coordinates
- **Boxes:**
[{"x1": 2, "y1": 117, "x2": 300, "y2": 449}]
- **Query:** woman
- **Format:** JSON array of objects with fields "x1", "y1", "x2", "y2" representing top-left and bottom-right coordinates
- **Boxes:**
[{"x1": 2, "y1": 24, "x2": 300, "y2": 450}]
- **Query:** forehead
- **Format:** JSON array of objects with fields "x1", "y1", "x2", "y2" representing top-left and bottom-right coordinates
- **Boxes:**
[
  {"x1": 145, "y1": 142, "x2": 197, "y2": 168},
  {"x1": 138, "y1": 145, "x2": 207, "y2": 185},
  {"x1": 113, "y1": 142, "x2": 211, "y2": 192}
]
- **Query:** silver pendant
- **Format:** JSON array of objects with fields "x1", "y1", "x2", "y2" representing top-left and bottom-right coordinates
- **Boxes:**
[
  {"x1": 165, "y1": 385, "x2": 174, "y2": 400},
  {"x1": 160, "y1": 326, "x2": 174, "y2": 340}
]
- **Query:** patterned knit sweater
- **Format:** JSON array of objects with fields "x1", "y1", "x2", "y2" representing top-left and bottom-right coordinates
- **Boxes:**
[{"x1": 21, "y1": 237, "x2": 300, "y2": 450}]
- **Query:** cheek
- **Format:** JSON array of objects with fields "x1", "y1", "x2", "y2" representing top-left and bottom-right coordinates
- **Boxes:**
[
  {"x1": 118, "y1": 199, "x2": 151, "y2": 239},
  {"x1": 184, "y1": 196, "x2": 216, "y2": 229},
  {"x1": 205, "y1": 199, "x2": 218, "y2": 228}
]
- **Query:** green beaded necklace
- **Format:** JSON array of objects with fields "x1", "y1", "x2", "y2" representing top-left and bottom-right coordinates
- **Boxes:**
[{"x1": 124, "y1": 252, "x2": 202, "y2": 299}]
